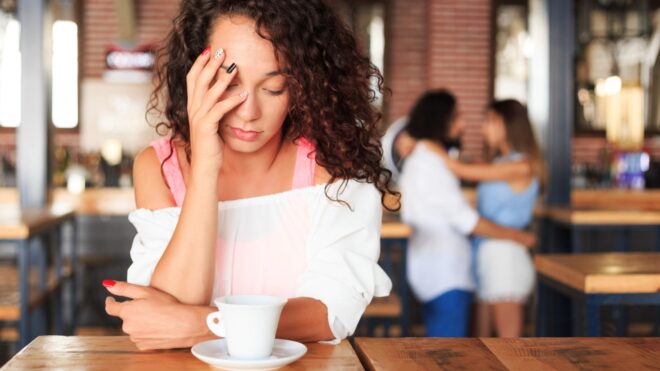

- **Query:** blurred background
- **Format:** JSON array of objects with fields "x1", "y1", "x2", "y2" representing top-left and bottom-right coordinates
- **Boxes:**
[{"x1": 0, "y1": 0, "x2": 659, "y2": 363}]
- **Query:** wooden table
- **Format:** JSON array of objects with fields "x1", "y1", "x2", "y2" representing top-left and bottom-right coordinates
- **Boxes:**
[
  {"x1": 1, "y1": 336, "x2": 364, "y2": 370},
  {"x1": 535, "y1": 253, "x2": 660, "y2": 337},
  {"x1": 353, "y1": 337, "x2": 660, "y2": 370},
  {"x1": 0, "y1": 206, "x2": 77, "y2": 347},
  {"x1": 541, "y1": 206, "x2": 660, "y2": 253}
]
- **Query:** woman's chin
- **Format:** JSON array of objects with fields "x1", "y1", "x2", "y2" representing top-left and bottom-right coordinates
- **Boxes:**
[{"x1": 223, "y1": 136, "x2": 269, "y2": 154}]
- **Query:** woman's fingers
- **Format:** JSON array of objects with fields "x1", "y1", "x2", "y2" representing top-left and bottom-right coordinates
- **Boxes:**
[
  {"x1": 186, "y1": 46, "x2": 211, "y2": 112},
  {"x1": 105, "y1": 296, "x2": 123, "y2": 317},
  {"x1": 207, "y1": 90, "x2": 249, "y2": 122},
  {"x1": 196, "y1": 62, "x2": 239, "y2": 119},
  {"x1": 190, "y1": 47, "x2": 226, "y2": 116}
]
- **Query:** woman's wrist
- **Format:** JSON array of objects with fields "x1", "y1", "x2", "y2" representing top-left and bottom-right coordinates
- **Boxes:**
[{"x1": 189, "y1": 305, "x2": 216, "y2": 339}]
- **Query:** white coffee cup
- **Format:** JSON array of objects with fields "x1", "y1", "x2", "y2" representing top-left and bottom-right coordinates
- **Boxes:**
[{"x1": 206, "y1": 295, "x2": 287, "y2": 360}]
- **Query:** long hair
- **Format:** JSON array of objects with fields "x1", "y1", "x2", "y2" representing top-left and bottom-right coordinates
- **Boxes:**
[
  {"x1": 147, "y1": 0, "x2": 399, "y2": 209},
  {"x1": 405, "y1": 90, "x2": 457, "y2": 147},
  {"x1": 489, "y1": 99, "x2": 546, "y2": 186}
]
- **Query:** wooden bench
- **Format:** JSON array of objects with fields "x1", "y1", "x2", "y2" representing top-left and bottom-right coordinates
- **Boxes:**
[{"x1": 535, "y1": 253, "x2": 660, "y2": 336}]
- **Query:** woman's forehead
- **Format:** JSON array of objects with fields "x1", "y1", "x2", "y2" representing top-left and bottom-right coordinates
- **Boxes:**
[{"x1": 209, "y1": 15, "x2": 281, "y2": 75}]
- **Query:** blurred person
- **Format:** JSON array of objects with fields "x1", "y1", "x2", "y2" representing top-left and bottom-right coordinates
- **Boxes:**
[
  {"x1": 422, "y1": 99, "x2": 543, "y2": 337},
  {"x1": 398, "y1": 91, "x2": 535, "y2": 337}
]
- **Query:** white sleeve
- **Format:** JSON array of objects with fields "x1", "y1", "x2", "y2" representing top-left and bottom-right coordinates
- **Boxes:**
[
  {"x1": 126, "y1": 207, "x2": 181, "y2": 285},
  {"x1": 406, "y1": 154, "x2": 478, "y2": 234},
  {"x1": 296, "y1": 181, "x2": 392, "y2": 344}
]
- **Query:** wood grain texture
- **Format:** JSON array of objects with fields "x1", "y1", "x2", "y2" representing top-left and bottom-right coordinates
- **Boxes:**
[
  {"x1": 354, "y1": 338, "x2": 507, "y2": 371},
  {"x1": 572, "y1": 189, "x2": 660, "y2": 211},
  {"x1": 1, "y1": 336, "x2": 364, "y2": 370},
  {"x1": 354, "y1": 338, "x2": 660, "y2": 371},
  {"x1": 543, "y1": 207, "x2": 660, "y2": 225},
  {"x1": 0, "y1": 264, "x2": 73, "y2": 321},
  {"x1": 534, "y1": 253, "x2": 660, "y2": 293},
  {"x1": 481, "y1": 337, "x2": 660, "y2": 371},
  {"x1": 0, "y1": 188, "x2": 135, "y2": 216},
  {"x1": 379, "y1": 222, "x2": 412, "y2": 239}
]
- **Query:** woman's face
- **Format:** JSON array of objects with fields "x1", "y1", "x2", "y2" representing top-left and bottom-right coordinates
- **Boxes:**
[
  {"x1": 482, "y1": 110, "x2": 506, "y2": 149},
  {"x1": 208, "y1": 15, "x2": 290, "y2": 153},
  {"x1": 447, "y1": 110, "x2": 465, "y2": 140}
]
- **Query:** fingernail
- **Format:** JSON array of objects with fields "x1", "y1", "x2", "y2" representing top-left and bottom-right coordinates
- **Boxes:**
[
  {"x1": 102, "y1": 279, "x2": 116, "y2": 288},
  {"x1": 240, "y1": 90, "x2": 248, "y2": 98},
  {"x1": 213, "y1": 48, "x2": 224, "y2": 60},
  {"x1": 226, "y1": 63, "x2": 237, "y2": 74},
  {"x1": 202, "y1": 46, "x2": 210, "y2": 56}
]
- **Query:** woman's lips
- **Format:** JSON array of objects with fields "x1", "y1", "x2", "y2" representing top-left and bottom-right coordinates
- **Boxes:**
[{"x1": 230, "y1": 127, "x2": 261, "y2": 141}]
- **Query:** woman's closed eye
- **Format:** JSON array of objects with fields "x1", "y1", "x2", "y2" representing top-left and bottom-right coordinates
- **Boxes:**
[
  {"x1": 226, "y1": 84, "x2": 284, "y2": 96},
  {"x1": 263, "y1": 87, "x2": 285, "y2": 96}
]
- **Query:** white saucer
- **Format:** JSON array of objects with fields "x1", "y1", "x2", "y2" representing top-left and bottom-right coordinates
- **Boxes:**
[{"x1": 191, "y1": 339, "x2": 307, "y2": 370}]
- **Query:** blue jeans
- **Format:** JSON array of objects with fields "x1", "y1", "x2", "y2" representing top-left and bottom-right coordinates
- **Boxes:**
[{"x1": 423, "y1": 289, "x2": 473, "y2": 337}]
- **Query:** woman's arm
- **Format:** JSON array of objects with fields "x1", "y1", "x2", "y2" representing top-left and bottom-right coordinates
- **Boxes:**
[
  {"x1": 471, "y1": 217, "x2": 536, "y2": 248},
  {"x1": 133, "y1": 147, "x2": 220, "y2": 305},
  {"x1": 420, "y1": 140, "x2": 533, "y2": 183},
  {"x1": 134, "y1": 48, "x2": 248, "y2": 305},
  {"x1": 104, "y1": 282, "x2": 334, "y2": 350}
]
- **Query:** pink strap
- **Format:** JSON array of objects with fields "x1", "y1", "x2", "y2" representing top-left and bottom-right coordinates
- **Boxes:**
[
  {"x1": 291, "y1": 137, "x2": 317, "y2": 189},
  {"x1": 150, "y1": 138, "x2": 187, "y2": 207},
  {"x1": 150, "y1": 137, "x2": 316, "y2": 206}
]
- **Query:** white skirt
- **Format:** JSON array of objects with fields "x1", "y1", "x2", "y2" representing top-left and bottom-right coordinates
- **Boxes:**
[{"x1": 476, "y1": 239, "x2": 535, "y2": 303}]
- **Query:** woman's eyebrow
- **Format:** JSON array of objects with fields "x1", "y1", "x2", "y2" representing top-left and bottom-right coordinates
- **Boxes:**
[{"x1": 218, "y1": 64, "x2": 285, "y2": 78}]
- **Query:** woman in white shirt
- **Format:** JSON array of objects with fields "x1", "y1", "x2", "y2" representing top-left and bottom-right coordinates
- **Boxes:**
[
  {"x1": 101, "y1": 0, "x2": 395, "y2": 350},
  {"x1": 399, "y1": 90, "x2": 534, "y2": 337}
]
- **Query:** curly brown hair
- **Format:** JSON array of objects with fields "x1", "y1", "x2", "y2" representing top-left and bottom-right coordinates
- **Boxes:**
[{"x1": 147, "y1": 0, "x2": 399, "y2": 209}]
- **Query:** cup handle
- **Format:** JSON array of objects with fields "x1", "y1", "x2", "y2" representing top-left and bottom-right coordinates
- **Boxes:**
[{"x1": 206, "y1": 311, "x2": 225, "y2": 338}]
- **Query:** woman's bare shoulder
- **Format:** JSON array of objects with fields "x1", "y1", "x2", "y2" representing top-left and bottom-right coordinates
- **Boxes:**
[{"x1": 133, "y1": 146, "x2": 177, "y2": 209}]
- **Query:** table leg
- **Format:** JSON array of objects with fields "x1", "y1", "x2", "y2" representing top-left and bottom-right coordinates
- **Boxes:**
[
  {"x1": 571, "y1": 225, "x2": 582, "y2": 253},
  {"x1": 53, "y1": 228, "x2": 63, "y2": 335},
  {"x1": 18, "y1": 239, "x2": 31, "y2": 348},
  {"x1": 34, "y1": 236, "x2": 48, "y2": 338},
  {"x1": 585, "y1": 295, "x2": 601, "y2": 336},
  {"x1": 536, "y1": 278, "x2": 549, "y2": 336},
  {"x1": 69, "y1": 218, "x2": 78, "y2": 334}
]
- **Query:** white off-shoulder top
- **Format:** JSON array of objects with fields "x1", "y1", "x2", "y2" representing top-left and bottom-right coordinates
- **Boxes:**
[{"x1": 126, "y1": 180, "x2": 392, "y2": 343}]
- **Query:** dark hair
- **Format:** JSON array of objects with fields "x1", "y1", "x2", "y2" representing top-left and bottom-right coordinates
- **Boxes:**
[
  {"x1": 147, "y1": 0, "x2": 399, "y2": 209},
  {"x1": 488, "y1": 99, "x2": 546, "y2": 185},
  {"x1": 405, "y1": 90, "x2": 457, "y2": 147}
]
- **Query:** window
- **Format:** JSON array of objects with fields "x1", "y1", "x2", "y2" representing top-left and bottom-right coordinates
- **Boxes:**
[
  {"x1": 52, "y1": 20, "x2": 78, "y2": 128},
  {"x1": 493, "y1": 1, "x2": 531, "y2": 103},
  {"x1": 0, "y1": 10, "x2": 20, "y2": 128},
  {"x1": 0, "y1": 4, "x2": 79, "y2": 129},
  {"x1": 575, "y1": 0, "x2": 658, "y2": 145}
]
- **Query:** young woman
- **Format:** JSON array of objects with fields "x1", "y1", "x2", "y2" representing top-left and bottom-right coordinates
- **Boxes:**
[
  {"x1": 424, "y1": 99, "x2": 543, "y2": 337},
  {"x1": 398, "y1": 91, "x2": 535, "y2": 337},
  {"x1": 102, "y1": 0, "x2": 395, "y2": 350}
]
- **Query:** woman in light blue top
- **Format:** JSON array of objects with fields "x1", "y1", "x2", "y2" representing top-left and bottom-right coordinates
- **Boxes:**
[
  {"x1": 423, "y1": 99, "x2": 544, "y2": 337},
  {"x1": 398, "y1": 92, "x2": 536, "y2": 338}
]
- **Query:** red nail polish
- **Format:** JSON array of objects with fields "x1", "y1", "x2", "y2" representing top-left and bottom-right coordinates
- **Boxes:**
[
  {"x1": 202, "y1": 46, "x2": 210, "y2": 56},
  {"x1": 102, "y1": 279, "x2": 116, "y2": 288}
]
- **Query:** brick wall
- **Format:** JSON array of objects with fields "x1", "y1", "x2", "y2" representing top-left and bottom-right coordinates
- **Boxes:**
[
  {"x1": 385, "y1": 0, "x2": 428, "y2": 127},
  {"x1": 82, "y1": 0, "x2": 180, "y2": 78},
  {"x1": 386, "y1": 0, "x2": 492, "y2": 161}
]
